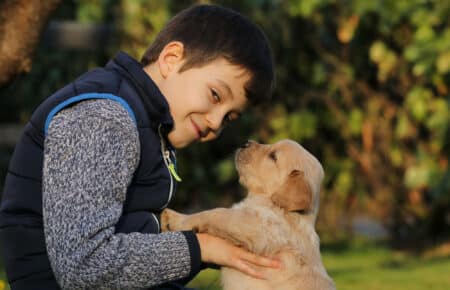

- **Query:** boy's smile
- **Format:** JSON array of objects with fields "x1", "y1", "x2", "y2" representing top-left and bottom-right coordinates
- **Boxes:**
[{"x1": 146, "y1": 42, "x2": 250, "y2": 148}]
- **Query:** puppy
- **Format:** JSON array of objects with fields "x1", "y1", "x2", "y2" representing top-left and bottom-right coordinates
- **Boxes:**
[{"x1": 161, "y1": 140, "x2": 335, "y2": 290}]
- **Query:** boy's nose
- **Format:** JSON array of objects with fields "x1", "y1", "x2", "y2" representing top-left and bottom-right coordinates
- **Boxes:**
[{"x1": 206, "y1": 111, "x2": 226, "y2": 132}]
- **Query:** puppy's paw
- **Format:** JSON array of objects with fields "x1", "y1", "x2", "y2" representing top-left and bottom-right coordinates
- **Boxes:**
[{"x1": 160, "y1": 208, "x2": 188, "y2": 232}]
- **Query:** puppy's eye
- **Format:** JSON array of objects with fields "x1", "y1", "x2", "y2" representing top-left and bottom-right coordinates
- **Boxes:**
[{"x1": 269, "y1": 151, "x2": 277, "y2": 161}]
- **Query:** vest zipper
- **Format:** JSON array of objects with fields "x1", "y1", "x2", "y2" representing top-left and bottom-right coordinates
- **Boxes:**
[
  {"x1": 151, "y1": 213, "x2": 160, "y2": 232},
  {"x1": 158, "y1": 124, "x2": 181, "y2": 209},
  {"x1": 164, "y1": 151, "x2": 182, "y2": 182}
]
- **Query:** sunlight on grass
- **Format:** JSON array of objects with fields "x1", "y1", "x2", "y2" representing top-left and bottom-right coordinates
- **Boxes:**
[
  {"x1": 188, "y1": 241, "x2": 450, "y2": 290},
  {"x1": 0, "y1": 241, "x2": 448, "y2": 290},
  {"x1": 0, "y1": 277, "x2": 8, "y2": 290},
  {"x1": 187, "y1": 268, "x2": 221, "y2": 290},
  {"x1": 0, "y1": 278, "x2": 7, "y2": 290}
]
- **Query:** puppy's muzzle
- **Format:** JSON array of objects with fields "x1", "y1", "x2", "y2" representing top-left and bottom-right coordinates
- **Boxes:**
[
  {"x1": 240, "y1": 140, "x2": 257, "y2": 148},
  {"x1": 236, "y1": 140, "x2": 258, "y2": 166}
]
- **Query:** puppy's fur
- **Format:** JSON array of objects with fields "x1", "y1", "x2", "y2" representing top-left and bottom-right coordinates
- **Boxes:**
[{"x1": 161, "y1": 140, "x2": 335, "y2": 290}]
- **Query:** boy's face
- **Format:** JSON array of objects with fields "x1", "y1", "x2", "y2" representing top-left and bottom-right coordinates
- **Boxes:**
[{"x1": 152, "y1": 43, "x2": 250, "y2": 148}]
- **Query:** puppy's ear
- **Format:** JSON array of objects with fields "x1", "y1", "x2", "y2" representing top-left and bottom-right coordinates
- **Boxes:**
[{"x1": 271, "y1": 170, "x2": 313, "y2": 212}]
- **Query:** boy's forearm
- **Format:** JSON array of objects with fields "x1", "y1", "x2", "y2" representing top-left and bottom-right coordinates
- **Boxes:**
[{"x1": 42, "y1": 99, "x2": 198, "y2": 288}]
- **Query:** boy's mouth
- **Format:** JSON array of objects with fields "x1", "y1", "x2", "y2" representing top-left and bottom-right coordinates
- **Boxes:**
[{"x1": 190, "y1": 118, "x2": 204, "y2": 139}]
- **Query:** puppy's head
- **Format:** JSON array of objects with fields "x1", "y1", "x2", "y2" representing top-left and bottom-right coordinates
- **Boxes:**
[{"x1": 235, "y1": 140, "x2": 324, "y2": 217}]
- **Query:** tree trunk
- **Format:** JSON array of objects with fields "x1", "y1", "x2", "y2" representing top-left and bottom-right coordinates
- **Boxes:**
[{"x1": 0, "y1": 0, "x2": 61, "y2": 87}]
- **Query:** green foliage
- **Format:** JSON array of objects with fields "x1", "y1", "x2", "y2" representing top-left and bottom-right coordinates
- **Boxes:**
[
  {"x1": 287, "y1": 0, "x2": 331, "y2": 17},
  {"x1": 1, "y1": 0, "x2": 450, "y2": 242},
  {"x1": 119, "y1": 0, "x2": 170, "y2": 58},
  {"x1": 268, "y1": 105, "x2": 318, "y2": 142},
  {"x1": 76, "y1": 0, "x2": 105, "y2": 23},
  {"x1": 251, "y1": 0, "x2": 450, "y2": 241}
]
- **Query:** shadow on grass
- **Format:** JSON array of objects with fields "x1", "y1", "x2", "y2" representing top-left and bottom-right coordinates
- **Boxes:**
[
  {"x1": 322, "y1": 237, "x2": 450, "y2": 273},
  {"x1": 327, "y1": 266, "x2": 363, "y2": 277},
  {"x1": 321, "y1": 237, "x2": 389, "y2": 253},
  {"x1": 381, "y1": 252, "x2": 450, "y2": 270}
]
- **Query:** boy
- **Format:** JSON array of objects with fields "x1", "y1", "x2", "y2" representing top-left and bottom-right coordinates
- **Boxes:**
[{"x1": 0, "y1": 4, "x2": 278, "y2": 290}]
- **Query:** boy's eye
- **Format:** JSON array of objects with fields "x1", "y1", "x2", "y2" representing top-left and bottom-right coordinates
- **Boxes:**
[
  {"x1": 211, "y1": 89, "x2": 221, "y2": 103},
  {"x1": 223, "y1": 112, "x2": 240, "y2": 126},
  {"x1": 223, "y1": 114, "x2": 233, "y2": 125}
]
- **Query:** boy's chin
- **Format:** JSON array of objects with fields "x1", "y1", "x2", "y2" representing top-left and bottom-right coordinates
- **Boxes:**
[
  {"x1": 168, "y1": 131, "x2": 220, "y2": 148},
  {"x1": 167, "y1": 134, "x2": 195, "y2": 149}
]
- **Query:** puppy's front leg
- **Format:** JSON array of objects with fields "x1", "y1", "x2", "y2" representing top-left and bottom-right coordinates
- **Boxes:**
[
  {"x1": 161, "y1": 208, "x2": 260, "y2": 251},
  {"x1": 160, "y1": 208, "x2": 190, "y2": 232},
  {"x1": 161, "y1": 208, "x2": 225, "y2": 233}
]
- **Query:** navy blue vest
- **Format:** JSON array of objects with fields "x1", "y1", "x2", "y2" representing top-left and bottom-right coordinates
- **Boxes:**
[{"x1": 0, "y1": 52, "x2": 188, "y2": 289}]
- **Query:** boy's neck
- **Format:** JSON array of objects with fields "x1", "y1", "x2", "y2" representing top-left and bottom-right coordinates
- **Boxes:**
[{"x1": 143, "y1": 63, "x2": 164, "y2": 90}]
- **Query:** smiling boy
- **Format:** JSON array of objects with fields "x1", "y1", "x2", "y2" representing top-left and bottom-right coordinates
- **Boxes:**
[
  {"x1": 145, "y1": 46, "x2": 250, "y2": 147},
  {"x1": 0, "y1": 4, "x2": 277, "y2": 290}
]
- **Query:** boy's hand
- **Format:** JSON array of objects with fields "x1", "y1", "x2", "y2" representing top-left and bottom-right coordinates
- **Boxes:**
[{"x1": 196, "y1": 233, "x2": 281, "y2": 279}]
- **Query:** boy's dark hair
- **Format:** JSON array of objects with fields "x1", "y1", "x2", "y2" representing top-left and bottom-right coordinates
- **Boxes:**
[{"x1": 141, "y1": 4, "x2": 274, "y2": 104}]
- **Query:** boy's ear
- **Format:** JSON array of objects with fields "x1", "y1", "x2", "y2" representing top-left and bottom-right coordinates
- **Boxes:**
[{"x1": 157, "y1": 41, "x2": 185, "y2": 78}]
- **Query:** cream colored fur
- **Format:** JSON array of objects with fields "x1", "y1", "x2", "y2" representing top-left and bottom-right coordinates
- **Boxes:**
[{"x1": 161, "y1": 140, "x2": 335, "y2": 290}]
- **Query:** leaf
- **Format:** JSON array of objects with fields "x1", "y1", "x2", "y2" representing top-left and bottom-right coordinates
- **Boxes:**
[
  {"x1": 404, "y1": 165, "x2": 429, "y2": 189},
  {"x1": 436, "y1": 51, "x2": 450, "y2": 73},
  {"x1": 337, "y1": 15, "x2": 360, "y2": 43},
  {"x1": 287, "y1": 0, "x2": 330, "y2": 17},
  {"x1": 349, "y1": 109, "x2": 363, "y2": 136},
  {"x1": 288, "y1": 111, "x2": 318, "y2": 141},
  {"x1": 369, "y1": 41, "x2": 386, "y2": 63},
  {"x1": 414, "y1": 25, "x2": 435, "y2": 42},
  {"x1": 395, "y1": 113, "x2": 414, "y2": 139},
  {"x1": 215, "y1": 159, "x2": 237, "y2": 184},
  {"x1": 389, "y1": 146, "x2": 403, "y2": 167},
  {"x1": 405, "y1": 87, "x2": 433, "y2": 122},
  {"x1": 335, "y1": 170, "x2": 353, "y2": 195}
]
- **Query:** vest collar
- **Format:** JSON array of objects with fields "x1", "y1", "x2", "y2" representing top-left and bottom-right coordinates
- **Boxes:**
[{"x1": 106, "y1": 52, "x2": 174, "y2": 140}]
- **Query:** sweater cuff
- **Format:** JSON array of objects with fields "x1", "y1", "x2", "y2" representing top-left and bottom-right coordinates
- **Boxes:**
[{"x1": 181, "y1": 231, "x2": 202, "y2": 277}]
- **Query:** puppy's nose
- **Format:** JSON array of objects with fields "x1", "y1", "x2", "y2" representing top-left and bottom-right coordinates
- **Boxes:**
[{"x1": 241, "y1": 140, "x2": 256, "y2": 148}]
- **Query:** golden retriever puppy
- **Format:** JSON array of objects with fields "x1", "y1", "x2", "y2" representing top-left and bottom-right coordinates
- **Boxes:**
[{"x1": 161, "y1": 140, "x2": 335, "y2": 290}]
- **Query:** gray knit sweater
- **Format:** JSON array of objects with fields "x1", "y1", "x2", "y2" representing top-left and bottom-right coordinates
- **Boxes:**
[{"x1": 42, "y1": 99, "x2": 193, "y2": 289}]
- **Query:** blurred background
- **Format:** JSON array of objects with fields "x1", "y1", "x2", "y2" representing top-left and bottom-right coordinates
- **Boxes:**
[{"x1": 1, "y1": 0, "x2": 449, "y2": 289}]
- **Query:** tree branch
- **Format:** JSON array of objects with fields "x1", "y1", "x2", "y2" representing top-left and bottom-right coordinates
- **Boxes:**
[{"x1": 0, "y1": 0, "x2": 61, "y2": 87}]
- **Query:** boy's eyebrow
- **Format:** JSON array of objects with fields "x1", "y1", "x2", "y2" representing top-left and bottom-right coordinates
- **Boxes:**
[{"x1": 216, "y1": 79, "x2": 234, "y2": 99}]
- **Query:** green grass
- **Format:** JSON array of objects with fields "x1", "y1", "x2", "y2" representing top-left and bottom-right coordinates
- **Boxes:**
[
  {"x1": 1, "y1": 241, "x2": 448, "y2": 290},
  {"x1": 0, "y1": 268, "x2": 8, "y2": 290},
  {"x1": 188, "y1": 241, "x2": 450, "y2": 290}
]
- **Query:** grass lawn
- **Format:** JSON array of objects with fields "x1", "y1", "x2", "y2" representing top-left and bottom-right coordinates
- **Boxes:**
[
  {"x1": 187, "y1": 240, "x2": 450, "y2": 290},
  {"x1": 0, "y1": 269, "x2": 7, "y2": 290},
  {"x1": 0, "y1": 241, "x2": 448, "y2": 290}
]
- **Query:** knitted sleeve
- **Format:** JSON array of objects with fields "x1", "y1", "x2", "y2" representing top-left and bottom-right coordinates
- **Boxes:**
[{"x1": 42, "y1": 99, "x2": 199, "y2": 289}]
